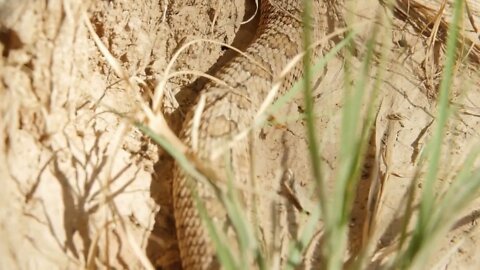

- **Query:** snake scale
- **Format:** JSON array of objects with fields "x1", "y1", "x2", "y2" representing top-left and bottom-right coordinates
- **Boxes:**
[{"x1": 172, "y1": 1, "x2": 324, "y2": 269}]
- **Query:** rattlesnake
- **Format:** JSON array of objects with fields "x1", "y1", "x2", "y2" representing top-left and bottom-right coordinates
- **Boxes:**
[{"x1": 172, "y1": 1, "x2": 325, "y2": 269}]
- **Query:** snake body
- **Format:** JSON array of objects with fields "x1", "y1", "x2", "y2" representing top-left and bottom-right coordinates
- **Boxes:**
[{"x1": 172, "y1": 1, "x2": 323, "y2": 269}]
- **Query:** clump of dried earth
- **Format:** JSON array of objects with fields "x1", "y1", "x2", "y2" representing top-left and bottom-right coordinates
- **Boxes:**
[{"x1": 1, "y1": 0, "x2": 479, "y2": 269}]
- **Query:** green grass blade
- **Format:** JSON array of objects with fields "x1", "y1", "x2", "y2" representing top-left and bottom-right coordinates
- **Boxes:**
[
  {"x1": 195, "y1": 194, "x2": 239, "y2": 270},
  {"x1": 283, "y1": 3, "x2": 356, "y2": 269},
  {"x1": 223, "y1": 153, "x2": 257, "y2": 270},
  {"x1": 136, "y1": 123, "x2": 239, "y2": 269},
  {"x1": 399, "y1": 0, "x2": 464, "y2": 268},
  {"x1": 267, "y1": 32, "x2": 355, "y2": 116},
  {"x1": 323, "y1": 17, "x2": 380, "y2": 270}
]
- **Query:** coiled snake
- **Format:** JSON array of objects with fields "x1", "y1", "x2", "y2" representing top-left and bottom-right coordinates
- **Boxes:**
[{"x1": 172, "y1": 1, "x2": 324, "y2": 268}]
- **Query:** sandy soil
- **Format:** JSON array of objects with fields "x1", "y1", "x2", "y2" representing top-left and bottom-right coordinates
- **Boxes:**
[{"x1": 1, "y1": 0, "x2": 480, "y2": 269}]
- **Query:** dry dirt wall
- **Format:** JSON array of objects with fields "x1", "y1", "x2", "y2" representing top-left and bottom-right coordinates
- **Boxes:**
[
  {"x1": 0, "y1": 0, "x2": 243, "y2": 268},
  {"x1": 1, "y1": 0, "x2": 480, "y2": 269}
]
